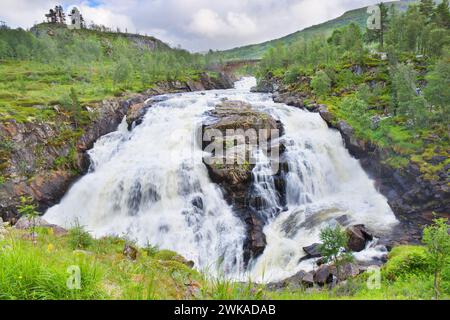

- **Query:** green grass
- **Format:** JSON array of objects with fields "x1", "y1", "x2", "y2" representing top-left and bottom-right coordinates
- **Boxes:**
[
  {"x1": 0, "y1": 60, "x2": 204, "y2": 123},
  {"x1": 0, "y1": 224, "x2": 448, "y2": 300}
]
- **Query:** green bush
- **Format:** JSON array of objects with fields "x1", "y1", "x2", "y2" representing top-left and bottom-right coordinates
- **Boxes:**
[
  {"x1": 311, "y1": 70, "x2": 331, "y2": 97},
  {"x1": 383, "y1": 246, "x2": 430, "y2": 281}
]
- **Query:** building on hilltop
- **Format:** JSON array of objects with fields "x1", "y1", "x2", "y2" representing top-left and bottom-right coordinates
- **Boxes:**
[{"x1": 68, "y1": 7, "x2": 85, "y2": 30}]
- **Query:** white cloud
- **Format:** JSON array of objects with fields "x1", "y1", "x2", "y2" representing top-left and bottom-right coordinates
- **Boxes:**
[
  {"x1": 0, "y1": 0, "x2": 382, "y2": 51},
  {"x1": 188, "y1": 9, "x2": 257, "y2": 38}
]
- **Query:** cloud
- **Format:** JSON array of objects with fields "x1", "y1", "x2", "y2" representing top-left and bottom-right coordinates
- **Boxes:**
[
  {"x1": 0, "y1": 0, "x2": 381, "y2": 51},
  {"x1": 188, "y1": 9, "x2": 257, "y2": 38}
]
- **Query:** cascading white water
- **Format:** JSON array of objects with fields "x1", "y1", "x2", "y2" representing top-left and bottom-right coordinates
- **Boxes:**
[{"x1": 44, "y1": 77, "x2": 398, "y2": 282}]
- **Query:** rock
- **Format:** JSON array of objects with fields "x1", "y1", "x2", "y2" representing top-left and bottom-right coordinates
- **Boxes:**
[
  {"x1": 15, "y1": 216, "x2": 68, "y2": 236},
  {"x1": 202, "y1": 100, "x2": 284, "y2": 263},
  {"x1": 338, "y1": 263, "x2": 360, "y2": 281},
  {"x1": 273, "y1": 93, "x2": 304, "y2": 109},
  {"x1": 314, "y1": 264, "x2": 336, "y2": 286},
  {"x1": 302, "y1": 243, "x2": 322, "y2": 258},
  {"x1": 335, "y1": 215, "x2": 351, "y2": 226},
  {"x1": 15, "y1": 216, "x2": 49, "y2": 229},
  {"x1": 318, "y1": 105, "x2": 334, "y2": 124},
  {"x1": 346, "y1": 225, "x2": 373, "y2": 252},
  {"x1": 302, "y1": 272, "x2": 315, "y2": 287},
  {"x1": 123, "y1": 243, "x2": 138, "y2": 260},
  {"x1": 252, "y1": 78, "x2": 277, "y2": 93},
  {"x1": 126, "y1": 102, "x2": 152, "y2": 128},
  {"x1": 266, "y1": 270, "x2": 315, "y2": 290}
]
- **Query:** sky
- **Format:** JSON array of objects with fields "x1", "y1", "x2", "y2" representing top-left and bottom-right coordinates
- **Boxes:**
[{"x1": 0, "y1": 0, "x2": 383, "y2": 52}]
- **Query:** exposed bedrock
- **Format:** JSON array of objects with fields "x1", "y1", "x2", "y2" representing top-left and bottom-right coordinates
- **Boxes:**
[{"x1": 201, "y1": 100, "x2": 287, "y2": 264}]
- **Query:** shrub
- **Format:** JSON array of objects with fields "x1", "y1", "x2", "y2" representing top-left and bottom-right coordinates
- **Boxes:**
[
  {"x1": 311, "y1": 70, "x2": 331, "y2": 97},
  {"x1": 383, "y1": 245, "x2": 430, "y2": 281},
  {"x1": 68, "y1": 221, "x2": 94, "y2": 250},
  {"x1": 154, "y1": 249, "x2": 178, "y2": 261}
]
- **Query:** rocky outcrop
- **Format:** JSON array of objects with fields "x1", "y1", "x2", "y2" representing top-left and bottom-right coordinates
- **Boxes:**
[
  {"x1": 0, "y1": 73, "x2": 234, "y2": 223},
  {"x1": 201, "y1": 100, "x2": 285, "y2": 263}
]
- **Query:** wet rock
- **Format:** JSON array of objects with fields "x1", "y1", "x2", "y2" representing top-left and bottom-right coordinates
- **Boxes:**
[
  {"x1": 314, "y1": 264, "x2": 336, "y2": 286},
  {"x1": 346, "y1": 225, "x2": 373, "y2": 252},
  {"x1": 252, "y1": 77, "x2": 279, "y2": 93},
  {"x1": 335, "y1": 215, "x2": 351, "y2": 226},
  {"x1": 302, "y1": 243, "x2": 322, "y2": 258},
  {"x1": 318, "y1": 105, "x2": 334, "y2": 124},
  {"x1": 273, "y1": 93, "x2": 304, "y2": 109},
  {"x1": 126, "y1": 102, "x2": 152, "y2": 128},
  {"x1": 202, "y1": 100, "x2": 284, "y2": 263}
]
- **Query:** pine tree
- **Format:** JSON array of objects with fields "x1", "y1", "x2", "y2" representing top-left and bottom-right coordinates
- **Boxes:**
[
  {"x1": 433, "y1": 0, "x2": 450, "y2": 28},
  {"x1": 419, "y1": 0, "x2": 436, "y2": 21},
  {"x1": 365, "y1": 2, "x2": 389, "y2": 49}
]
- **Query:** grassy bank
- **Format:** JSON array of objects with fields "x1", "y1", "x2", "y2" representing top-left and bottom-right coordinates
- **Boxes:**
[{"x1": 0, "y1": 224, "x2": 448, "y2": 300}]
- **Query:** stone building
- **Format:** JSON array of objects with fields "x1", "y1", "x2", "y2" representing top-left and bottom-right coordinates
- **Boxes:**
[{"x1": 68, "y1": 7, "x2": 85, "y2": 30}]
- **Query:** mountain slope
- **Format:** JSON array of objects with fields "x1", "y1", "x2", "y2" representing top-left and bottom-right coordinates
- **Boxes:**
[{"x1": 219, "y1": 0, "x2": 417, "y2": 60}]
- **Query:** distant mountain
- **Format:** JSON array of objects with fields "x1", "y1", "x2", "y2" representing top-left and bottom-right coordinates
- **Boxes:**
[{"x1": 219, "y1": 0, "x2": 418, "y2": 60}]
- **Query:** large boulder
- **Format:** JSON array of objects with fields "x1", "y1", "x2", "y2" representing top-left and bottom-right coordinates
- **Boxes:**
[
  {"x1": 314, "y1": 264, "x2": 336, "y2": 286},
  {"x1": 302, "y1": 243, "x2": 322, "y2": 259},
  {"x1": 346, "y1": 225, "x2": 374, "y2": 252}
]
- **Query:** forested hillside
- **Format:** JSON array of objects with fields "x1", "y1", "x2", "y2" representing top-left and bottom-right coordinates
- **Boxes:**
[
  {"x1": 254, "y1": 0, "x2": 449, "y2": 214},
  {"x1": 0, "y1": 23, "x2": 212, "y2": 122},
  {"x1": 218, "y1": 0, "x2": 418, "y2": 60}
]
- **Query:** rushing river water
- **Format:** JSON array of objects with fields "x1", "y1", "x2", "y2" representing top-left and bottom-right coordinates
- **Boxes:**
[{"x1": 44, "y1": 77, "x2": 398, "y2": 282}]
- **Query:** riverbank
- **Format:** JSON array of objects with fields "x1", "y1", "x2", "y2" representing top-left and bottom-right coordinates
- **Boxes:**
[
  {"x1": 1, "y1": 217, "x2": 446, "y2": 300},
  {"x1": 252, "y1": 71, "x2": 449, "y2": 245}
]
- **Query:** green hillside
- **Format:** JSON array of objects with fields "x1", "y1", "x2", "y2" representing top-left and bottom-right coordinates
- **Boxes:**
[
  {"x1": 219, "y1": 0, "x2": 417, "y2": 60},
  {"x1": 0, "y1": 23, "x2": 211, "y2": 122}
]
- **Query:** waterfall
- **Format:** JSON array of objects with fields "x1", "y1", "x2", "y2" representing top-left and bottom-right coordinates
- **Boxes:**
[{"x1": 44, "y1": 77, "x2": 398, "y2": 282}]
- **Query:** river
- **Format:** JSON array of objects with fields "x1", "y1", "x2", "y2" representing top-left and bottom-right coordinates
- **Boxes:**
[{"x1": 44, "y1": 77, "x2": 398, "y2": 282}]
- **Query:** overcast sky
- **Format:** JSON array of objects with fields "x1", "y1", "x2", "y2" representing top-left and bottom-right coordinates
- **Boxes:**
[{"x1": 0, "y1": 0, "x2": 382, "y2": 52}]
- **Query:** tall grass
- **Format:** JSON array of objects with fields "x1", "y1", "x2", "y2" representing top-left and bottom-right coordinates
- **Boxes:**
[{"x1": 0, "y1": 236, "x2": 105, "y2": 300}]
